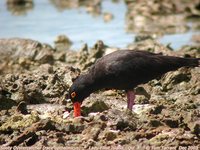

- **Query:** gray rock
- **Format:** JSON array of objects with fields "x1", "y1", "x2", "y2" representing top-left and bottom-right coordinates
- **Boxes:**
[
  {"x1": 82, "y1": 122, "x2": 106, "y2": 141},
  {"x1": 101, "y1": 129, "x2": 118, "y2": 141},
  {"x1": 0, "y1": 38, "x2": 54, "y2": 64},
  {"x1": 161, "y1": 68, "x2": 191, "y2": 91},
  {"x1": 54, "y1": 35, "x2": 72, "y2": 51},
  {"x1": 107, "y1": 109, "x2": 137, "y2": 131},
  {"x1": 82, "y1": 99, "x2": 109, "y2": 115}
]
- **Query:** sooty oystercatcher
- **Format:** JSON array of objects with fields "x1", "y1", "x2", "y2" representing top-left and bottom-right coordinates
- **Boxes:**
[{"x1": 68, "y1": 50, "x2": 200, "y2": 117}]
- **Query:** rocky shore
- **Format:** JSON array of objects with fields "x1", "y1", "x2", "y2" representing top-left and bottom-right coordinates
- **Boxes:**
[
  {"x1": 0, "y1": 37, "x2": 199, "y2": 149},
  {"x1": 0, "y1": 0, "x2": 200, "y2": 149}
]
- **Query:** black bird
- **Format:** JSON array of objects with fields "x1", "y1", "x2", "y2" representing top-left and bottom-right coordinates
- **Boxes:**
[{"x1": 68, "y1": 50, "x2": 200, "y2": 117}]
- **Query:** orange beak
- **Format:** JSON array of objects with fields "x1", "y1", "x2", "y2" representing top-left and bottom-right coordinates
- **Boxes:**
[{"x1": 73, "y1": 102, "x2": 81, "y2": 117}]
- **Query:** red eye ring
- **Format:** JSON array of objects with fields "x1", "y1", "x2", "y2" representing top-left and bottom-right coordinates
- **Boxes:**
[{"x1": 71, "y1": 92, "x2": 76, "y2": 98}]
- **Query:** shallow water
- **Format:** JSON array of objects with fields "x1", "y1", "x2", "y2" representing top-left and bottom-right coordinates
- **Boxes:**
[{"x1": 0, "y1": 0, "x2": 196, "y2": 50}]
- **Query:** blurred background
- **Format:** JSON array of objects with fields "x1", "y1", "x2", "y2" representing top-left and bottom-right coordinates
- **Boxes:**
[{"x1": 1, "y1": 0, "x2": 200, "y2": 50}]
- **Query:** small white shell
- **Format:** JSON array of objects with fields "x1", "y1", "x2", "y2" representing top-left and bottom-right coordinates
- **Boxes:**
[{"x1": 63, "y1": 111, "x2": 70, "y2": 119}]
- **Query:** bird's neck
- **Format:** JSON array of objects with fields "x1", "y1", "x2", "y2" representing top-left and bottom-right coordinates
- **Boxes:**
[{"x1": 81, "y1": 73, "x2": 99, "y2": 95}]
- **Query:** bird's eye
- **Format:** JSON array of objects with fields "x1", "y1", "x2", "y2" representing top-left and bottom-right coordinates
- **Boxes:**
[{"x1": 71, "y1": 92, "x2": 76, "y2": 98}]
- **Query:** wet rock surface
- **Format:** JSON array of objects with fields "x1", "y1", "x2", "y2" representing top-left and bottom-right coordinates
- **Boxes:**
[
  {"x1": 6, "y1": 0, "x2": 33, "y2": 16},
  {"x1": 0, "y1": 37, "x2": 199, "y2": 148},
  {"x1": 125, "y1": 0, "x2": 200, "y2": 36},
  {"x1": 49, "y1": 0, "x2": 101, "y2": 16}
]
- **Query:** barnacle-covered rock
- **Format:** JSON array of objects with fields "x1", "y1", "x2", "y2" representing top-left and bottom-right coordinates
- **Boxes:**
[{"x1": 0, "y1": 113, "x2": 39, "y2": 132}]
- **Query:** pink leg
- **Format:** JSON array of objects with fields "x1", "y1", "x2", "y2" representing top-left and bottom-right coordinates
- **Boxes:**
[{"x1": 127, "y1": 90, "x2": 135, "y2": 111}]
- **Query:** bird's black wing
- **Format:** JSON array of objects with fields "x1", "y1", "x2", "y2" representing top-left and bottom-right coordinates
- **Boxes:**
[
  {"x1": 89, "y1": 50, "x2": 196, "y2": 90},
  {"x1": 90, "y1": 50, "x2": 161, "y2": 89}
]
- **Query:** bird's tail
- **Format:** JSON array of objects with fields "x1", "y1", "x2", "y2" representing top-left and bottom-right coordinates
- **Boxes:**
[
  {"x1": 183, "y1": 57, "x2": 200, "y2": 67},
  {"x1": 199, "y1": 58, "x2": 200, "y2": 67},
  {"x1": 162, "y1": 56, "x2": 200, "y2": 71}
]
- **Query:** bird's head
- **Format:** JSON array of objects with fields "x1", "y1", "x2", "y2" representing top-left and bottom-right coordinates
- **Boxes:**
[{"x1": 68, "y1": 74, "x2": 93, "y2": 117}]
